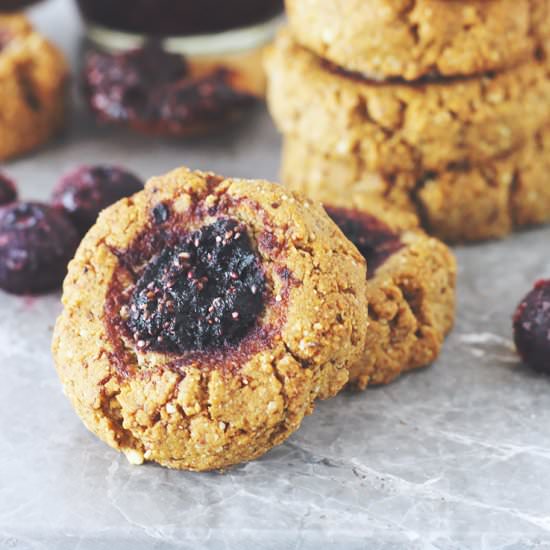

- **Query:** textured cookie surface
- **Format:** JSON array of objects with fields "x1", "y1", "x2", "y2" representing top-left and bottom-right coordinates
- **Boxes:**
[
  {"x1": 0, "y1": 15, "x2": 67, "y2": 160},
  {"x1": 322, "y1": 198, "x2": 456, "y2": 388},
  {"x1": 266, "y1": 30, "x2": 550, "y2": 175},
  {"x1": 359, "y1": 230, "x2": 456, "y2": 387},
  {"x1": 286, "y1": 0, "x2": 550, "y2": 80},
  {"x1": 52, "y1": 167, "x2": 368, "y2": 471},
  {"x1": 282, "y1": 126, "x2": 550, "y2": 242}
]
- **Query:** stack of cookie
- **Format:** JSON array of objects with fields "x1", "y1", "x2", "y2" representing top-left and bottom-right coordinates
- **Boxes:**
[{"x1": 265, "y1": 0, "x2": 550, "y2": 242}]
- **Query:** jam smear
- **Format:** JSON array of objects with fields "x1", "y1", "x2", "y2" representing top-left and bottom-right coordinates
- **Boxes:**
[
  {"x1": 52, "y1": 165, "x2": 144, "y2": 236},
  {"x1": 326, "y1": 206, "x2": 403, "y2": 278},
  {"x1": 0, "y1": 172, "x2": 17, "y2": 206},
  {"x1": 126, "y1": 218, "x2": 266, "y2": 353},
  {"x1": 0, "y1": 202, "x2": 79, "y2": 295},
  {"x1": 321, "y1": 57, "x2": 489, "y2": 87},
  {"x1": 84, "y1": 43, "x2": 256, "y2": 135},
  {"x1": 513, "y1": 279, "x2": 550, "y2": 374},
  {"x1": 76, "y1": 0, "x2": 283, "y2": 36}
]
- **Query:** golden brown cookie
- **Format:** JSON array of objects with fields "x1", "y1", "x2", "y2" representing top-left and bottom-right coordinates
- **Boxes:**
[
  {"x1": 282, "y1": 126, "x2": 550, "y2": 242},
  {"x1": 0, "y1": 15, "x2": 68, "y2": 160},
  {"x1": 322, "y1": 198, "x2": 456, "y2": 389},
  {"x1": 52, "y1": 167, "x2": 368, "y2": 471},
  {"x1": 286, "y1": 0, "x2": 550, "y2": 81},
  {"x1": 265, "y1": 30, "x2": 550, "y2": 175}
]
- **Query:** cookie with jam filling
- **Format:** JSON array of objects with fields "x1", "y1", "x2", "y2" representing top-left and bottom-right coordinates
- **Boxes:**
[
  {"x1": 83, "y1": 42, "x2": 260, "y2": 137},
  {"x1": 52, "y1": 167, "x2": 368, "y2": 471}
]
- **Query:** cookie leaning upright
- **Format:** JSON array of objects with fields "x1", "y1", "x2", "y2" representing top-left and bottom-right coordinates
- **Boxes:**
[
  {"x1": 0, "y1": 15, "x2": 68, "y2": 161},
  {"x1": 52, "y1": 167, "x2": 368, "y2": 471},
  {"x1": 321, "y1": 194, "x2": 456, "y2": 389}
]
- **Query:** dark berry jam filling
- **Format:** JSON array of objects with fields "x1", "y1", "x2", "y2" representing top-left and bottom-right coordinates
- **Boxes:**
[
  {"x1": 325, "y1": 207, "x2": 403, "y2": 278},
  {"x1": 513, "y1": 279, "x2": 550, "y2": 374},
  {"x1": 0, "y1": 202, "x2": 79, "y2": 294},
  {"x1": 321, "y1": 57, "x2": 486, "y2": 86},
  {"x1": 0, "y1": 172, "x2": 17, "y2": 206},
  {"x1": 84, "y1": 43, "x2": 256, "y2": 135},
  {"x1": 76, "y1": 0, "x2": 283, "y2": 36},
  {"x1": 126, "y1": 218, "x2": 266, "y2": 353},
  {"x1": 51, "y1": 165, "x2": 144, "y2": 236}
]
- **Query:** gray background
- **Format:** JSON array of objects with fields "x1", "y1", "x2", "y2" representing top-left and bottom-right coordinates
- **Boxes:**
[{"x1": 1, "y1": 1, "x2": 550, "y2": 548}]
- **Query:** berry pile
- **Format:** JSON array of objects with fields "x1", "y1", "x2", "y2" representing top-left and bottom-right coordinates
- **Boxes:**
[
  {"x1": 0, "y1": 165, "x2": 143, "y2": 294},
  {"x1": 51, "y1": 165, "x2": 143, "y2": 235}
]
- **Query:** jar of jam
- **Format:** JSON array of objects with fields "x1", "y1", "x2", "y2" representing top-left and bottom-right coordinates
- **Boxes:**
[
  {"x1": 76, "y1": 0, "x2": 284, "y2": 136},
  {"x1": 76, "y1": 0, "x2": 283, "y2": 37}
]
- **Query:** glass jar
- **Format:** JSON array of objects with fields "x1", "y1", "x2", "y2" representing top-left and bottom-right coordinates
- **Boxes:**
[
  {"x1": 77, "y1": 0, "x2": 283, "y2": 94},
  {"x1": 76, "y1": 0, "x2": 283, "y2": 37},
  {"x1": 76, "y1": 0, "x2": 283, "y2": 135}
]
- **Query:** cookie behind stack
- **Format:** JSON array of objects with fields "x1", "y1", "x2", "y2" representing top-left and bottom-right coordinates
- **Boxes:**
[
  {"x1": 0, "y1": 14, "x2": 68, "y2": 160},
  {"x1": 265, "y1": 0, "x2": 550, "y2": 242}
]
